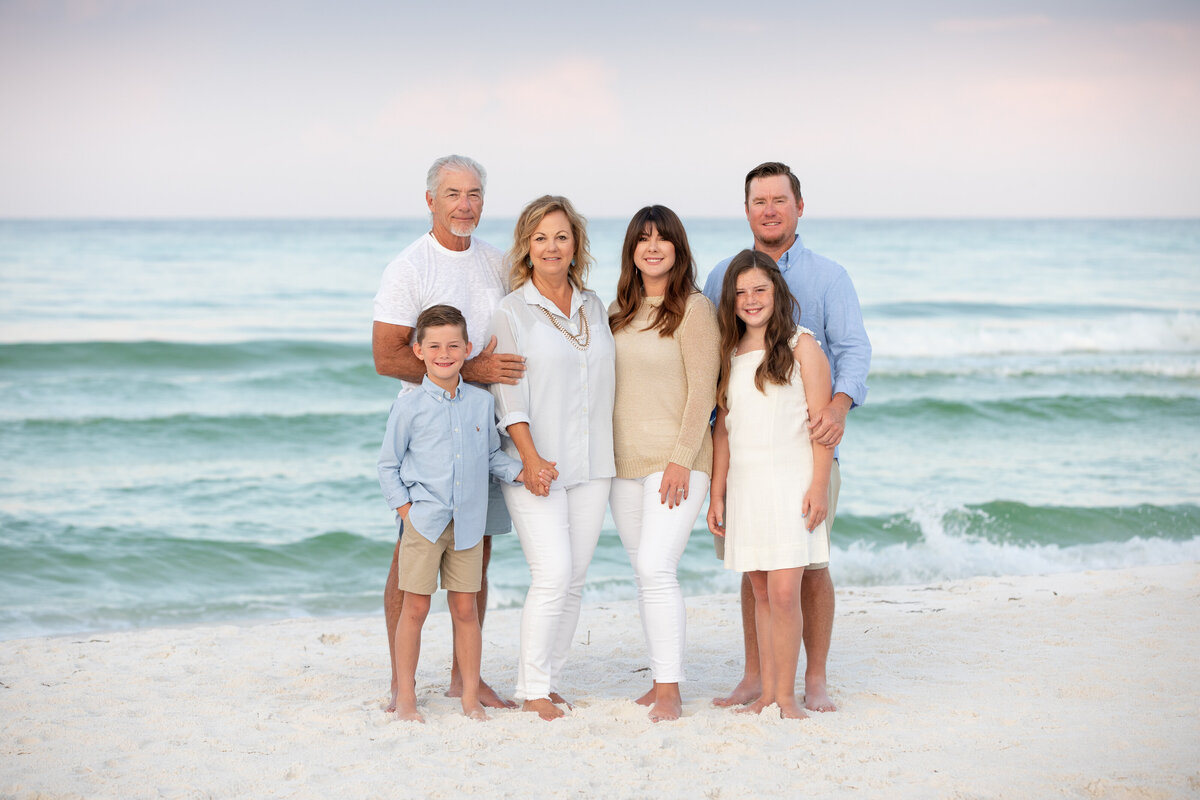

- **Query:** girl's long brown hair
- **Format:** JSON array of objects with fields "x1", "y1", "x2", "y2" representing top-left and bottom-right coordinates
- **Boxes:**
[
  {"x1": 715, "y1": 250, "x2": 798, "y2": 408},
  {"x1": 608, "y1": 206, "x2": 699, "y2": 337}
]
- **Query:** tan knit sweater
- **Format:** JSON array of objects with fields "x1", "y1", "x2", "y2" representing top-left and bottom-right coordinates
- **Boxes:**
[{"x1": 610, "y1": 292, "x2": 720, "y2": 479}]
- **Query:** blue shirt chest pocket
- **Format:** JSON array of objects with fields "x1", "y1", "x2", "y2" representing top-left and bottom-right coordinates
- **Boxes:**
[{"x1": 464, "y1": 421, "x2": 490, "y2": 460}]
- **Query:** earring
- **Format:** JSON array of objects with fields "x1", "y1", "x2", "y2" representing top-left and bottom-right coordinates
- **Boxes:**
[{"x1": 570, "y1": 259, "x2": 576, "y2": 267}]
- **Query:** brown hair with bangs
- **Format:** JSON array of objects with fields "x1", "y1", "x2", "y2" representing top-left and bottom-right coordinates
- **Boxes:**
[
  {"x1": 715, "y1": 250, "x2": 798, "y2": 408},
  {"x1": 609, "y1": 205, "x2": 699, "y2": 337},
  {"x1": 414, "y1": 303, "x2": 468, "y2": 344}
]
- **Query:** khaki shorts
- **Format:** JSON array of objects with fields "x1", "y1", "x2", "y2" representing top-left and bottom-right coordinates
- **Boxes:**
[
  {"x1": 398, "y1": 517, "x2": 483, "y2": 595},
  {"x1": 713, "y1": 459, "x2": 841, "y2": 570}
]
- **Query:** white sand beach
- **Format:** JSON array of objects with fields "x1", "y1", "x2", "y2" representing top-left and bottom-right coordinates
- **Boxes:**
[{"x1": 2, "y1": 563, "x2": 1198, "y2": 800}]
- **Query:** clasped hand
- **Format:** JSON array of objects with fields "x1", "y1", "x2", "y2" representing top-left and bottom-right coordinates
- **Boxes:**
[{"x1": 520, "y1": 456, "x2": 558, "y2": 497}]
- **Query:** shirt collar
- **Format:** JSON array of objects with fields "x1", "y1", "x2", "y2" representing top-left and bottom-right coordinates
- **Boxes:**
[
  {"x1": 425, "y1": 232, "x2": 476, "y2": 259},
  {"x1": 420, "y1": 374, "x2": 460, "y2": 402},
  {"x1": 775, "y1": 233, "x2": 806, "y2": 271},
  {"x1": 521, "y1": 279, "x2": 583, "y2": 320}
]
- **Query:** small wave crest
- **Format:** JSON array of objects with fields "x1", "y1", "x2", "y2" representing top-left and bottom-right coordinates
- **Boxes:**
[
  {"x1": 833, "y1": 500, "x2": 1200, "y2": 587},
  {"x1": 868, "y1": 310, "x2": 1200, "y2": 359}
]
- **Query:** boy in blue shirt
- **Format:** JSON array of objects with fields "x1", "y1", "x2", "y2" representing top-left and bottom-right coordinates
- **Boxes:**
[{"x1": 378, "y1": 304, "x2": 526, "y2": 722}]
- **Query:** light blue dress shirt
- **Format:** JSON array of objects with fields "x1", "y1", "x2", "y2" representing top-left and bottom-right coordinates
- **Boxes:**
[
  {"x1": 703, "y1": 233, "x2": 871, "y2": 407},
  {"x1": 378, "y1": 376, "x2": 522, "y2": 550}
]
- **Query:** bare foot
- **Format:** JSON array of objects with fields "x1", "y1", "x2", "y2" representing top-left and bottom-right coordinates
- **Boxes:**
[
  {"x1": 648, "y1": 698, "x2": 682, "y2": 722},
  {"x1": 804, "y1": 678, "x2": 837, "y2": 712},
  {"x1": 394, "y1": 699, "x2": 425, "y2": 723},
  {"x1": 548, "y1": 692, "x2": 573, "y2": 710},
  {"x1": 462, "y1": 703, "x2": 490, "y2": 721},
  {"x1": 634, "y1": 684, "x2": 656, "y2": 706},
  {"x1": 386, "y1": 691, "x2": 398, "y2": 714},
  {"x1": 646, "y1": 683, "x2": 682, "y2": 722},
  {"x1": 734, "y1": 697, "x2": 770, "y2": 715},
  {"x1": 478, "y1": 679, "x2": 517, "y2": 709},
  {"x1": 713, "y1": 675, "x2": 762, "y2": 707},
  {"x1": 522, "y1": 698, "x2": 565, "y2": 720},
  {"x1": 777, "y1": 697, "x2": 809, "y2": 720},
  {"x1": 447, "y1": 678, "x2": 516, "y2": 709}
]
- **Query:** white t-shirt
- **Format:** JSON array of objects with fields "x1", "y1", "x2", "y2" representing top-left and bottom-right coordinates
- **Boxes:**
[{"x1": 373, "y1": 233, "x2": 508, "y2": 390}]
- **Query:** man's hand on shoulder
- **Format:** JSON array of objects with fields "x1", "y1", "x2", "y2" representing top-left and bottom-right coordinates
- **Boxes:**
[{"x1": 462, "y1": 335, "x2": 526, "y2": 385}]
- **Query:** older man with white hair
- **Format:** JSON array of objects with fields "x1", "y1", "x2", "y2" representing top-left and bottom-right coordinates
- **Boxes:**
[{"x1": 373, "y1": 155, "x2": 525, "y2": 712}]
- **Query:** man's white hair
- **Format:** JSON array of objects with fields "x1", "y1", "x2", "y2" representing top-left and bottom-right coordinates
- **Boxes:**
[{"x1": 426, "y1": 155, "x2": 487, "y2": 196}]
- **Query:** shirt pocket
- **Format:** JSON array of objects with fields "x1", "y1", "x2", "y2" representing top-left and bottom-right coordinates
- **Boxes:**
[{"x1": 465, "y1": 418, "x2": 490, "y2": 462}]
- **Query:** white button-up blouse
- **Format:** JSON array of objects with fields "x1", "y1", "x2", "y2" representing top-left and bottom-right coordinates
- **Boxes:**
[{"x1": 489, "y1": 280, "x2": 616, "y2": 490}]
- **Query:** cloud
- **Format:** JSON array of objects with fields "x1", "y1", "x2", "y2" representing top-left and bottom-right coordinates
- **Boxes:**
[
  {"x1": 1130, "y1": 20, "x2": 1200, "y2": 45},
  {"x1": 936, "y1": 16, "x2": 1052, "y2": 35},
  {"x1": 59, "y1": 0, "x2": 154, "y2": 23},
  {"x1": 694, "y1": 17, "x2": 767, "y2": 35},
  {"x1": 371, "y1": 58, "x2": 624, "y2": 147}
]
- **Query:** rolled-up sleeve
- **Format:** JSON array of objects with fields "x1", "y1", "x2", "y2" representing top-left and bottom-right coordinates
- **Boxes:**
[
  {"x1": 484, "y1": 394, "x2": 524, "y2": 483},
  {"x1": 489, "y1": 302, "x2": 531, "y2": 434},
  {"x1": 824, "y1": 271, "x2": 871, "y2": 407}
]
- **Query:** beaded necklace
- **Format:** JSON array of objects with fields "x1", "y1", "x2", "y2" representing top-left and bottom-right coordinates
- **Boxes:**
[{"x1": 537, "y1": 304, "x2": 591, "y2": 350}]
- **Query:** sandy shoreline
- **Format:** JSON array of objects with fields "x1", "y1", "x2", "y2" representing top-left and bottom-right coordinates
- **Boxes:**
[{"x1": 2, "y1": 563, "x2": 1198, "y2": 799}]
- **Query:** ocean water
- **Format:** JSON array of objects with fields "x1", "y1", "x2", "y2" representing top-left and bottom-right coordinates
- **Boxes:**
[{"x1": 1, "y1": 217, "x2": 1197, "y2": 640}]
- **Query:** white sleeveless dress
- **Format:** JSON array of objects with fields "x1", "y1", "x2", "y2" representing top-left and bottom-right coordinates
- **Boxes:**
[{"x1": 723, "y1": 328, "x2": 830, "y2": 572}]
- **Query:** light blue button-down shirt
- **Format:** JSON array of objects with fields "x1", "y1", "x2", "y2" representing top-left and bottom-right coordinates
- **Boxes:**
[
  {"x1": 378, "y1": 376, "x2": 522, "y2": 550},
  {"x1": 703, "y1": 234, "x2": 871, "y2": 407}
]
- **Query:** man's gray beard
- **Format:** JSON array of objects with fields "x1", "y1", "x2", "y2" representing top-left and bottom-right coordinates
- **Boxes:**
[{"x1": 449, "y1": 221, "x2": 477, "y2": 237}]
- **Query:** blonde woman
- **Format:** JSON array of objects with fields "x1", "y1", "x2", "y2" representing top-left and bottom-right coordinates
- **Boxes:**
[{"x1": 490, "y1": 195, "x2": 616, "y2": 720}]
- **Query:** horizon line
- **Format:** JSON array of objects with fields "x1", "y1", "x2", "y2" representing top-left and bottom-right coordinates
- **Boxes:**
[{"x1": 2, "y1": 214, "x2": 1199, "y2": 223}]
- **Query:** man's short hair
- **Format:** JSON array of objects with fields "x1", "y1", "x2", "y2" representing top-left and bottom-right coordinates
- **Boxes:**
[
  {"x1": 414, "y1": 304, "x2": 468, "y2": 344},
  {"x1": 426, "y1": 155, "x2": 487, "y2": 197},
  {"x1": 744, "y1": 161, "x2": 802, "y2": 205}
]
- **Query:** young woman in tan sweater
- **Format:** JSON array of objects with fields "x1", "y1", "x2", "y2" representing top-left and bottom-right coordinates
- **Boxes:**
[{"x1": 608, "y1": 206, "x2": 720, "y2": 721}]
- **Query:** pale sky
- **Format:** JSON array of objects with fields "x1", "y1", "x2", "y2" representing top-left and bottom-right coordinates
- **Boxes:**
[{"x1": 1, "y1": 0, "x2": 1198, "y2": 218}]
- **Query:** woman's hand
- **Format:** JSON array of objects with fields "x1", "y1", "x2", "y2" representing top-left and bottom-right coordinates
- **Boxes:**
[
  {"x1": 801, "y1": 484, "x2": 828, "y2": 533},
  {"x1": 706, "y1": 495, "x2": 725, "y2": 536},
  {"x1": 657, "y1": 462, "x2": 691, "y2": 509},
  {"x1": 521, "y1": 455, "x2": 558, "y2": 497},
  {"x1": 505, "y1": 422, "x2": 557, "y2": 497}
]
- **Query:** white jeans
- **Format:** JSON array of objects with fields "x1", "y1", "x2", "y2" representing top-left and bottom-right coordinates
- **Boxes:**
[
  {"x1": 609, "y1": 470, "x2": 709, "y2": 684},
  {"x1": 502, "y1": 478, "x2": 611, "y2": 702}
]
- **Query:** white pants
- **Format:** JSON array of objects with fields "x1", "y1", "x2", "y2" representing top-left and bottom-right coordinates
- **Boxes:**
[
  {"x1": 502, "y1": 477, "x2": 611, "y2": 702},
  {"x1": 609, "y1": 470, "x2": 709, "y2": 684}
]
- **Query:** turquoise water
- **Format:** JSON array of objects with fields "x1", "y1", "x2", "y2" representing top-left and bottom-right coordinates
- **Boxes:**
[{"x1": 1, "y1": 218, "x2": 1198, "y2": 639}]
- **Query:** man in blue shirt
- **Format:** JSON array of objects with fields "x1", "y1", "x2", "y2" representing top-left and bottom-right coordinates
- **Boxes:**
[
  {"x1": 378, "y1": 305, "x2": 526, "y2": 722},
  {"x1": 703, "y1": 161, "x2": 871, "y2": 713}
]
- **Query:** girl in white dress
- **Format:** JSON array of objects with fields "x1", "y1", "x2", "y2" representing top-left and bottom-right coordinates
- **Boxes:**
[{"x1": 706, "y1": 250, "x2": 833, "y2": 719}]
